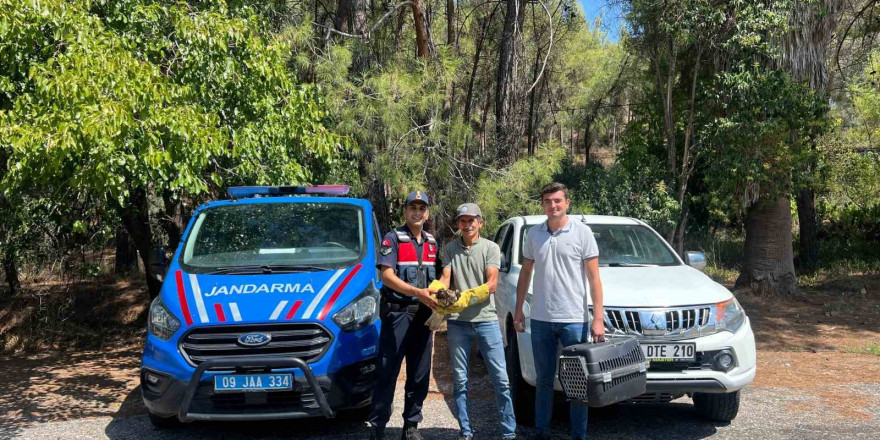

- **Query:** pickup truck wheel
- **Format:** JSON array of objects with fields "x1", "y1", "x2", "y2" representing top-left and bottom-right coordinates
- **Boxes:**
[
  {"x1": 693, "y1": 390, "x2": 740, "y2": 422},
  {"x1": 147, "y1": 412, "x2": 181, "y2": 429},
  {"x1": 505, "y1": 323, "x2": 535, "y2": 426}
]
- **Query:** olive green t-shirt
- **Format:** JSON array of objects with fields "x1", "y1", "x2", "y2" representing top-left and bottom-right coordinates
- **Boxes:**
[{"x1": 441, "y1": 236, "x2": 502, "y2": 322}]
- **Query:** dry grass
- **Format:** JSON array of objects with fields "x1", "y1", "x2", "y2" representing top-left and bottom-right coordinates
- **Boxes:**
[{"x1": 0, "y1": 276, "x2": 149, "y2": 354}]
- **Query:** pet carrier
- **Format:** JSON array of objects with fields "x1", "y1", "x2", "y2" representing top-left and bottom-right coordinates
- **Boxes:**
[{"x1": 558, "y1": 337, "x2": 648, "y2": 407}]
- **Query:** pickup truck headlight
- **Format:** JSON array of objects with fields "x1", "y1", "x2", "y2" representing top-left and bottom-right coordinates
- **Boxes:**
[
  {"x1": 715, "y1": 298, "x2": 746, "y2": 333},
  {"x1": 148, "y1": 296, "x2": 181, "y2": 340},
  {"x1": 333, "y1": 284, "x2": 380, "y2": 331}
]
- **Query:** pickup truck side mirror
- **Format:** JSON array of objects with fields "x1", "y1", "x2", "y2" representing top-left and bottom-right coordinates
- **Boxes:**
[{"x1": 685, "y1": 251, "x2": 707, "y2": 271}]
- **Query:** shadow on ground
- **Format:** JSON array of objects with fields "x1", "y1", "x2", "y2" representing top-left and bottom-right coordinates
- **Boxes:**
[
  {"x1": 738, "y1": 275, "x2": 880, "y2": 352},
  {"x1": 0, "y1": 346, "x2": 142, "y2": 439},
  {"x1": 101, "y1": 398, "x2": 727, "y2": 440}
]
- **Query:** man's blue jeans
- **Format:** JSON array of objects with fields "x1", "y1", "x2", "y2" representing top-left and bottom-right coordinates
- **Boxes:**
[
  {"x1": 530, "y1": 319, "x2": 589, "y2": 439},
  {"x1": 447, "y1": 320, "x2": 517, "y2": 439}
]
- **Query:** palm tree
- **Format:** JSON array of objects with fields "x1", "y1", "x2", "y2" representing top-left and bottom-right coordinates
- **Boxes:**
[{"x1": 736, "y1": 0, "x2": 842, "y2": 293}]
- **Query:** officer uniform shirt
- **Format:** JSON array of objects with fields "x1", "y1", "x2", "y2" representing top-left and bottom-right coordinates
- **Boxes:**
[{"x1": 377, "y1": 226, "x2": 438, "y2": 289}]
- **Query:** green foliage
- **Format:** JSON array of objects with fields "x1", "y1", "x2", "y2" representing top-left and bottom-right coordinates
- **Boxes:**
[
  {"x1": 701, "y1": 66, "x2": 827, "y2": 208},
  {"x1": 565, "y1": 162, "x2": 680, "y2": 235},
  {"x1": 474, "y1": 147, "x2": 566, "y2": 234},
  {"x1": 0, "y1": 0, "x2": 349, "y2": 205}
]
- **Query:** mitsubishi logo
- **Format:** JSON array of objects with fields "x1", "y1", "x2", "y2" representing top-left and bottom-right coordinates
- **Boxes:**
[{"x1": 640, "y1": 311, "x2": 667, "y2": 336}]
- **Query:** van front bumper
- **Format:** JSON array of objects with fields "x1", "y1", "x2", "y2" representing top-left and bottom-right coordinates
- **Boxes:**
[{"x1": 142, "y1": 356, "x2": 376, "y2": 421}]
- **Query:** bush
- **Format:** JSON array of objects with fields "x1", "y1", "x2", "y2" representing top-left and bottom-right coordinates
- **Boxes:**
[{"x1": 565, "y1": 162, "x2": 680, "y2": 235}]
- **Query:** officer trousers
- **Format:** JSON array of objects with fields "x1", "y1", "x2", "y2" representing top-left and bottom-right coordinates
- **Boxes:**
[{"x1": 369, "y1": 302, "x2": 433, "y2": 428}]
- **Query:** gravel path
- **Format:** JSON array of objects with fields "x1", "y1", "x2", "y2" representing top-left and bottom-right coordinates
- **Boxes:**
[
  {"x1": 2, "y1": 334, "x2": 878, "y2": 440},
  {"x1": 7, "y1": 385, "x2": 879, "y2": 440}
]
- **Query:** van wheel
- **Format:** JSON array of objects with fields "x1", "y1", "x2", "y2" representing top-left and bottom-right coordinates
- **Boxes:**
[
  {"x1": 505, "y1": 321, "x2": 535, "y2": 426},
  {"x1": 148, "y1": 412, "x2": 181, "y2": 429},
  {"x1": 693, "y1": 391, "x2": 740, "y2": 422}
]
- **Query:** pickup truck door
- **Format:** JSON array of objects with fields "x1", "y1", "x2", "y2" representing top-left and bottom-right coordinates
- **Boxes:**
[{"x1": 493, "y1": 223, "x2": 518, "y2": 340}]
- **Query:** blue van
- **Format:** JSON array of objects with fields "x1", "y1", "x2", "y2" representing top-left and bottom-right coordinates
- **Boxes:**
[{"x1": 141, "y1": 186, "x2": 381, "y2": 426}]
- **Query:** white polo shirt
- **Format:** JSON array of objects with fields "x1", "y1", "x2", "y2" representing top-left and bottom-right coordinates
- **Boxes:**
[{"x1": 522, "y1": 217, "x2": 599, "y2": 323}]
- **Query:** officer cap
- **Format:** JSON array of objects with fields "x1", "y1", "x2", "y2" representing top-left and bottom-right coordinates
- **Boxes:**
[{"x1": 404, "y1": 190, "x2": 431, "y2": 207}]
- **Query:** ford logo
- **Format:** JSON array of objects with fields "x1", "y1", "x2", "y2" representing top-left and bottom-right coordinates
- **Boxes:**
[{"x1": 237, "y1": 333, "x2": 272, "y2": 347}]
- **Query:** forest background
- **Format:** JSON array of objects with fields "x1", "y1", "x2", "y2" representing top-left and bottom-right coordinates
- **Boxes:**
[{"x1": 0, "y1": 0, "x2": 879, "y2": 352}]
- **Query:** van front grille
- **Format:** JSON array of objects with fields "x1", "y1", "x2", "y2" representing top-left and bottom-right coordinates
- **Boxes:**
[{"x1": 179, "y1": 323, "x2": 332, "y2": 367}]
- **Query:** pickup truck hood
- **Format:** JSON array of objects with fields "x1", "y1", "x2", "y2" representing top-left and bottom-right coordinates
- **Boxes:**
[
  {"x1": 161, "y1": 264, "x2": 368, "y2": 326},
  {"x1": 594, "y1": 265, "x2": 733, "y2": 307}
]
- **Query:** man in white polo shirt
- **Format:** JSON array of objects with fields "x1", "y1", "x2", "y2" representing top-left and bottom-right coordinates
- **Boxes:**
[{"x1": 513, "y1": 182, "x2": 604, "y2": 440}]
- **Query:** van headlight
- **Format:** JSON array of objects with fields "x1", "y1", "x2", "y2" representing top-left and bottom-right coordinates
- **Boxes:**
[
  {"x1": 148, "y1": 296, "x2": 181, "y2": 340},
  {"x1": 333, "y1": 284, "x2": 380, "y2": 331},
  {"x1": 715, "y1": 298, "x2": 746, "y2": 333}
]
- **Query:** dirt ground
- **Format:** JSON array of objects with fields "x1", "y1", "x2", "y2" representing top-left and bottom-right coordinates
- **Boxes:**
[
  {"x1": 0, "y1": 276, "x2": 877, "y2": 438},
  {"x1": 734, "y1": 275, "x2": 880, "y2": 423}
]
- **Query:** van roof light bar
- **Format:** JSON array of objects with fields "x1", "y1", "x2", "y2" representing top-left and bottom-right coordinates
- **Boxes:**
[{"x1": 227, "y1": 185, "x2": 351, "y2": 199}]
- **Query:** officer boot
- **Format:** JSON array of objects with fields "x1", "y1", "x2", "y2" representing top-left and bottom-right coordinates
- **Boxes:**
[
  {"x1": 401, "y1": 422, "x2": 422, "y2": 440},
  {"x1": 369, "y1": 425, "x2": 385, "y2": 440}
]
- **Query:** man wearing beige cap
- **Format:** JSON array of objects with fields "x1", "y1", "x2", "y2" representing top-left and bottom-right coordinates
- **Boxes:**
[{"x1": 437, "y1": 203, "x2": 517, "y2": 440}]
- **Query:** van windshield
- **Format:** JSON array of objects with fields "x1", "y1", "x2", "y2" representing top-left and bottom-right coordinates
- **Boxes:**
[{"x1": 181, "y1": 202, "x2": 366, "y2": 273}]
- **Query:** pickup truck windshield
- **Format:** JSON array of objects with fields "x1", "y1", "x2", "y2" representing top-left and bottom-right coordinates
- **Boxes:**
[
  {"x1": 181, "y1": 202, "x2": 366, "y2": 273},
  {"x1": 520, "y1": 223, "x2": 679, "y2": 266}
]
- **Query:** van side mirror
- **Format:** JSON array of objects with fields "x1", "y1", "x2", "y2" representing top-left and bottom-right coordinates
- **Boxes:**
[{"x1": 685, "y1": 251, "x2": 707, "y2": 271}]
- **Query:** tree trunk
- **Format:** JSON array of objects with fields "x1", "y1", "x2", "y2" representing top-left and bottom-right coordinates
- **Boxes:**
[
  {"x1": 735, "y1": 197, "x2": 798, "y2": 295},
  {"x1": 796, "y1": 187, "x2": 819, "y2": 273},
  {"x1": 394, "y1": 5, "x2": 407, "y2": 53},
  {"x1": 335, "y1": 0, "x2": 353, "y2": 33},
  {"x1": 527, "y1": 44, "x2": 541, "y2": 156},
  {"x1": 675, "y1": 205, "x2": 689, "y2": 255},
  {"x1": 412, "y1": 0, "x2": 431, "y2": 57},
  {"x1": 352, "y1": 0, "x2": 367, "y2": 34},
  {"x1": 653, "y1": 43, "x2": 677, "y2": 183},
  {"x1": 480, "y1": 85, "x2": 493, "y2": 156},
  {"x1": 780, "y1": 0, "x2": 842, "y2": 276},
  {"x1": 117, "y1": 188, "x2": 162, "y2": 299},
  {"x1": 3, "y1": 249, "x2": 20, "y2": 295},
  {"x1": 463, "y1": 26, "x2": 484, "y2": 122},
  {"x1": 159, "y1": 191, "x2": 182, "y2": 252},
  {"x1": 672, "y1": 48, "x2": 702, "y2": 250},
  {"x1": 446, "y1": 0, "x2": 455, "y2": 46},
  {"x1": 464, "y1": 9, "x2": 497, "y2": 122},
  {"x1": 114, "y1": 225, "x2": 138, "y2": 275},
  {"x1": 370, "y1": 179, "x2": 392, "y2": 234},
  {"x1": 665, "y1": 49, "x2": 677, "y2": 180},
  {"x1": 495, "y1": 0, "x2": 525, "y2": 165}
]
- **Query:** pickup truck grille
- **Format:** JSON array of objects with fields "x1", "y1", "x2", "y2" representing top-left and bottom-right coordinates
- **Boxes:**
[
  {"x1": 180, "y1": 323, "x2": 333, "y2": 367},
  {"x1": 596, "y1": 306, "x2": 715, "y2": 340}
]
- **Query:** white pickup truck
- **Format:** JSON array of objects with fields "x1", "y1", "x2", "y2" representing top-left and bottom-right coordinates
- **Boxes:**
[{"x1": 493, "y1": 215, "x2": 756, "y2": 422}]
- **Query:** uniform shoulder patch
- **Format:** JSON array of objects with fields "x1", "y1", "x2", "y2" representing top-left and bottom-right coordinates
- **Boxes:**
[{"x1": 380, "y1": 238, "x2": 394, "y2": 256}]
